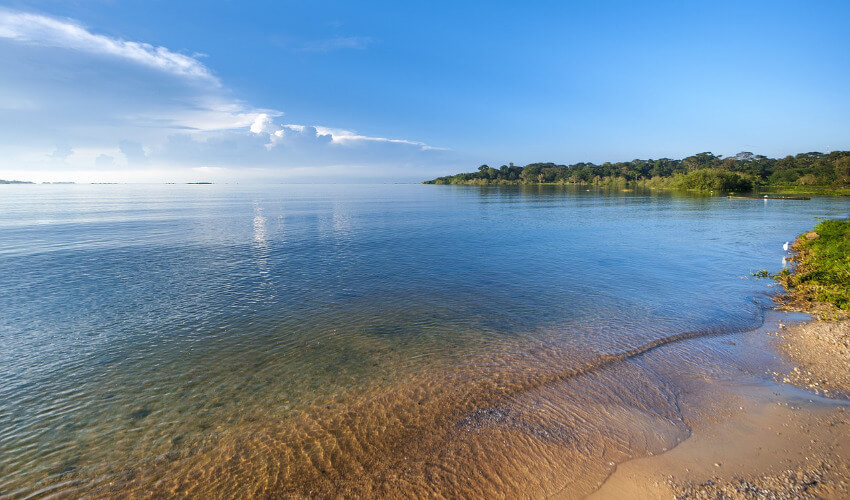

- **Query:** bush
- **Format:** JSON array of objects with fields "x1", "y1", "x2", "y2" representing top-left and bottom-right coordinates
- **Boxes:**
[
  {"x1": 672, "y1": 169, "x2": 754, "y2": 192},
  {"x1": 780, "y1": 219, "x2": 850, "y2": 312}
]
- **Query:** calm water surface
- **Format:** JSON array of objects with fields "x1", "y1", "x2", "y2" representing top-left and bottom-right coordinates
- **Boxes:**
[{"x1": 0, "y1": 184, "x2": 847, "y2": 497}]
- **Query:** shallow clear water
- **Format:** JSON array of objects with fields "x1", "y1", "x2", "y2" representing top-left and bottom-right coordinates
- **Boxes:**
[{"x1": 0, "y1": 184, "x2": 846, "y2": 497}]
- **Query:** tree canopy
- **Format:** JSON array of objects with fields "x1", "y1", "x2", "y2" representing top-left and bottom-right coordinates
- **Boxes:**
[{"x1": 423, "y1": 151, "x2": 850, "y2": 192}]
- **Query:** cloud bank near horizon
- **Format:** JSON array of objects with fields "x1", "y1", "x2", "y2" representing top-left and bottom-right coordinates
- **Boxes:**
[{"x1": 0, "y1": 9, "x2": 450, "y2": 182}]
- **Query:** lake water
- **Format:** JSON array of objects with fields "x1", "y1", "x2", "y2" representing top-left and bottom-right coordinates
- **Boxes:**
[{"x1": 0, "y1": 184, "x2": 847, "y2": 497}]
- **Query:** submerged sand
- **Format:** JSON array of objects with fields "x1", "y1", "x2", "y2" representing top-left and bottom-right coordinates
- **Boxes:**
[
  {"x1": 11, "y1": 313, "x2": 848, "y2": 498},
  {"x1": 52, "y1": 312, "x2": 846, "y2": 499}
]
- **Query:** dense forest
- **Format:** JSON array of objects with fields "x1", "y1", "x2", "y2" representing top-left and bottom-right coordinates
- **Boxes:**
[{"x1": 424, "y1": 151, "x2": 850, "y2": 193}]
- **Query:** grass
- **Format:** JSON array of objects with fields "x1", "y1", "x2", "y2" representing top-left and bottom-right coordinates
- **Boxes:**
[
  {"x1": 762, "y1": 185, "x2": 850, "y2": 196},
  {"x1": 775, "y1": 219, "x2": 850, "y2": 316}
]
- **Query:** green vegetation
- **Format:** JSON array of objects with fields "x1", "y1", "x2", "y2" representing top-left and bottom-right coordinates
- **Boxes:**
[
  {"x1": 424, "y1": 151, "x2": 850, "y2": 194},
  {"x1": 776, "y1": 219, "x2": 850, "y2": 314},
  {"x1": 670, "y1": 169, "x2": 753, "y2": 192}
]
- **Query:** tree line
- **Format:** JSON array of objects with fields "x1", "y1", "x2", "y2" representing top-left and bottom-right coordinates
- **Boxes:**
[{"x1": 424, "y1": 151, "x2": 850, "y2": 192}]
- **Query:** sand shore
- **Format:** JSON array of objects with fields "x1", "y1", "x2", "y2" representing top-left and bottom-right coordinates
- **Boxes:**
[
  {"x1": 591, "y1": 317, "x2": 850, "y2": 499},
  {"x1": 776, "y1": 320, "x2": 850, "y2": 398},
  {"x1": 593, "y1": 217, "x2": 850, "y2": 499}
]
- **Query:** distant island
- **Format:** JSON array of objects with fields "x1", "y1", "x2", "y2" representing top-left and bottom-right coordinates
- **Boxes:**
[
  {"x1": 0, "y1": 180, "x2": 76, "y2": 184},
  {"x1": 424, "y1": 151, "x2": 850, "y2": 194}
]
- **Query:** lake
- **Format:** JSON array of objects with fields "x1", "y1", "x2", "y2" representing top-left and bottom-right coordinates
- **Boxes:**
[{"x1": 0, "y1": 184, "x2": 846, "y2": 497}]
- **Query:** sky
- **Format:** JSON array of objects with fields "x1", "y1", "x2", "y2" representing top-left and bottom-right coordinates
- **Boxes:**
[{"x1": 0, "y1": 0, "x2": 848, "y2": 183}]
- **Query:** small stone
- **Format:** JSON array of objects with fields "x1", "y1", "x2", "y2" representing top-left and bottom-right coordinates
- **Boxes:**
[{"x1": 128, "y1": 408, "x2": 151, "y2": 420}]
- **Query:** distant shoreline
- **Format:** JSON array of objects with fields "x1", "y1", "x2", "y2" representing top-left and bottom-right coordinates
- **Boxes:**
[
  {"x1": 0, "y1": 181, "x2": 215, "y2": 185},
  {"x1": 424, "y1": 150, "x2": 850, "y2": 196}
]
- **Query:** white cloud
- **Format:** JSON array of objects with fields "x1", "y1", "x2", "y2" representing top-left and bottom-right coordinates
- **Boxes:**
[
  {"x1": 313, "y1": 126, "x2": 448, "y2": 150},
  {"x1": 0, "y1": 9, "x2": 217, "y2": 83},
  {"x1": 249, "y1": 113, "x2": 277, "y2": 134},
  {"x1": 249, "y1": 120, "x2": 448, "y2": 152},
  {"x1": 0, "y1": 9, "x2": 451, "y2": 181}
]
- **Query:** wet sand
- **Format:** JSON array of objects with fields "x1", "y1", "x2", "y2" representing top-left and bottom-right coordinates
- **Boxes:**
[{"x1": 593, "y1": 318, "x2": 850, "y2": 499}]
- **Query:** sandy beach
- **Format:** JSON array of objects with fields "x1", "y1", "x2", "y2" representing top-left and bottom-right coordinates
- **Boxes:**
[
  {"x1": 592, "y1": 317, "x2": 850, "y2": 499},
  {"x1": 777, "y1": 320, "x2": 850, "y2": 398},
  {"x1": 592, "y1": 217, "x2": 850, "y2": 499}
]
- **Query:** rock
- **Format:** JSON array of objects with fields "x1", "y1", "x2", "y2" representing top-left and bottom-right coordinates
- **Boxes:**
[
  {"x1": 805, "y1": 231, "x2": 819, "y2": 240},
  {"x1": 128, "y1": 408, "x2": 151, "y2": 420}
]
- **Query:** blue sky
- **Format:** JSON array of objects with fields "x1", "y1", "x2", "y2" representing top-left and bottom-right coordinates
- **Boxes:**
[{"x1": 0, "y1": 1, "x2": 848, "y2": 182}]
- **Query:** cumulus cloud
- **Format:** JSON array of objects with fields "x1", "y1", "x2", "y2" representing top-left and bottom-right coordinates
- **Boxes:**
[
  {"x1": 0, "y1": 8, "x2": 450, "y2": 181},
  {"x1": 248, "y1": 118, "x2": 447, "y2": 152},
  {"x1": 249, "y1": 113, "x2": 278, "y2": 135}
]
